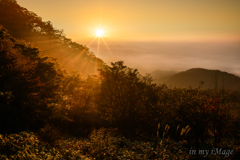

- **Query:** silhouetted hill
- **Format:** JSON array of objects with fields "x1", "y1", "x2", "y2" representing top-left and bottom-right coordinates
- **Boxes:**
[
  {"x1": 0, "y1": 0, "x2": 105, "y2": 75},
  {"x1": 150, "y1": 70, "x2": 177, "y2": 80},
  {"x1": 156, "y1": 68, "x2": 240, "y2": 90}
]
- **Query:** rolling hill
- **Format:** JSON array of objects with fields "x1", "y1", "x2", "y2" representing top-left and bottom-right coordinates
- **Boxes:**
[{"x1": 153, "y1": 68, "x2": 240, "y2": 90}]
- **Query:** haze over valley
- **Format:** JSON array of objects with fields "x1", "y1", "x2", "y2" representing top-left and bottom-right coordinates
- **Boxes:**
[
  {"x1": 85, "y1": 40, "x2": 240, "y2": 76},
  {"x1": 16, "y1": 0, "x2": 240, "y2": 77}
]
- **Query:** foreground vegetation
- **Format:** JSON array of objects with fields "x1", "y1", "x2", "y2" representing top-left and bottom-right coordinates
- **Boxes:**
[{"x1": 1, "y1": 129, "x2": 238, "y2": 160}]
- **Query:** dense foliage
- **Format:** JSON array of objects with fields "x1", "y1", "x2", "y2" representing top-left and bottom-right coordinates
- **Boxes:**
[
  {"x1": 0, "y1": 25, "x2": 64, "y2": 132},
  {"x1": 0, "y1": 130, "x2": 191, "y2": 160},
  {"x1": 97, "y1": 61, "x2": 159, "y2": 135},
  {"x1": 1, "y1": 129, "x2": 239, "y2": 159}
]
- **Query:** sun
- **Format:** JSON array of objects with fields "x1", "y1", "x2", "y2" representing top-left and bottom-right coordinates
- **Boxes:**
[{"x1": 95, "y1": 29, "x2": 104, "y2": 37}]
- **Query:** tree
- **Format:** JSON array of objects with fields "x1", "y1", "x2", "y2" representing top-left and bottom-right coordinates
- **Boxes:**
[
  {"x1": 0, "y1": 26, "x2": 64, "y2": 133},
  {"x1": 97, "y1": 61, "x2": 159, "y2": 135}
]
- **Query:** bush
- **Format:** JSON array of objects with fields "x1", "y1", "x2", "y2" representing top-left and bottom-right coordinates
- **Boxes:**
[
  {"x1": 88, "y1": 128, "x2": 119, "y2": 159},
  {"x1": 37, "y1": 124, "x2": 61, "y2": 145}
]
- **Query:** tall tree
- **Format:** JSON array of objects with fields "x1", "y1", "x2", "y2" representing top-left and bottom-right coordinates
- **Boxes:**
[{"x1": 97, "y1": 61, "x2": 159, "y2": 135}]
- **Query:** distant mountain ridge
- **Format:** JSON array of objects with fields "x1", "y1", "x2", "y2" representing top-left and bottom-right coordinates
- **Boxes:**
[{"x1": 152, "y1": 68, "x2": 240, "y2": 90}]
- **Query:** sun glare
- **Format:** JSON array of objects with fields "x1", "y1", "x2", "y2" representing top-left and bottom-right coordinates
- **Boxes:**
[{"x1": 95, "y1": 29, "x2": 104, "y2": 37}]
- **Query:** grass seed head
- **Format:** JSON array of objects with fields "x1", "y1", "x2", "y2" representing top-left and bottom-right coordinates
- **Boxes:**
[
  {"x1": 158, "y1": 123, "x2": 161, "y2": 130},
  {"x1": 176, "y1": 125, "x2": 179, "y2": 132}
]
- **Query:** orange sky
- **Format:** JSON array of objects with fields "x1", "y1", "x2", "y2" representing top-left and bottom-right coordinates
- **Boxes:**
[
  {"x1": 16, "y1": 0, "x2": 240, "y2": 75},
  {"x1": 17, "y1": 0, "x2": 240, "y2": 42}
]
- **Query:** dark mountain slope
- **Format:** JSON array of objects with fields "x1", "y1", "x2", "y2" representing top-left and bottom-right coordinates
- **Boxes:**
[
  {"x1": 0, "y1": 0, "x2": 105, "y2": 75},
  {"x1": 157, "y1": 68, "x2": 240, "y2": 90}
]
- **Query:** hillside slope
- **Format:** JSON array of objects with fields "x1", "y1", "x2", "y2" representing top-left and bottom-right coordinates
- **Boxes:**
[
  {"x1": 156, "y1": 68, "x2": 240, "y2": 90},
  {"x1": 0, "y1": 0, "x2": 105, "y2": 75}
]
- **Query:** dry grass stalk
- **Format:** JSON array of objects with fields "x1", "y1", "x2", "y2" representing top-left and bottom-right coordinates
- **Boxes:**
[
  {"x1": 180, "y1": 125, "x2": 191, "y2": 139},
  {"x1": 157, "y1": 123, "x2": 160, "y2": 138},
  {"x1": 176, "y1": 125, "x2": 179, "y2": 133}
]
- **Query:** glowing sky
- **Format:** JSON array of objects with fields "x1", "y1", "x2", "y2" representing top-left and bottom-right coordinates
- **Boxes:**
[
  {"x1": 16, "y1": 0, "x2": 240, "y2": 75},
  {"x1": 17, "y1": 0, "x2": 240, "y2": 42}
]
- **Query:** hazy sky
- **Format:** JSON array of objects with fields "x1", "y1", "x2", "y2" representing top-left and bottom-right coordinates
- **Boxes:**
[
  {"x1": 17, "y1": 0, "x2": 240, "y2": 42},
  {"x1": 16, "y1": 0, "x2": 240, "y2": 75}
]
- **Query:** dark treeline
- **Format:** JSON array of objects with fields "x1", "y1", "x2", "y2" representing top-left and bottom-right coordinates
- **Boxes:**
[{"x1": 0, "y1": 0, "x2": 240, "y2": 158}]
